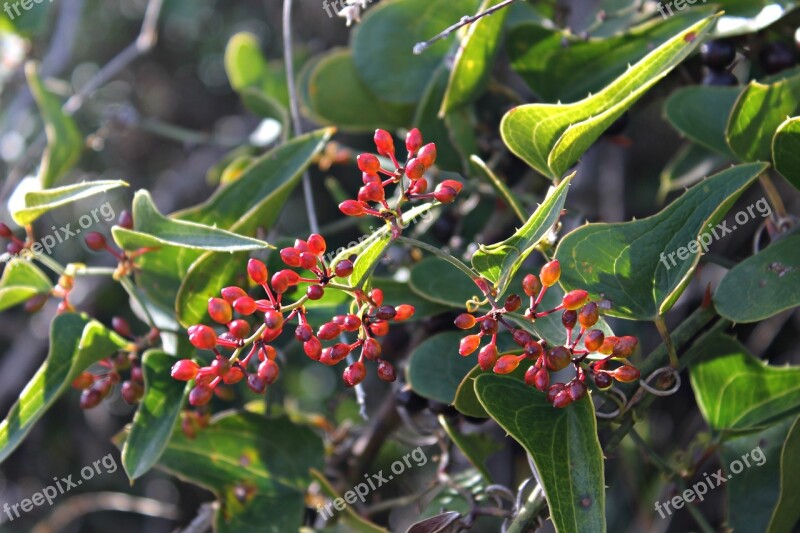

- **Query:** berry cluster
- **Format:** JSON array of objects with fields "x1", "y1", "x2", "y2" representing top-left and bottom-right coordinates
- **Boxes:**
[
  {"x1": 0, "y1": 222, "x2": 26, "y2": 256},
  {"x1": 172, "y1": 233, "x2": 415, "y2": 407},
  {"x1": 339, "y1": 129, "x2": 463, "y2": 238},
  {"x1": 455, "y1": 260, "x2": 640, "y2": 408}
]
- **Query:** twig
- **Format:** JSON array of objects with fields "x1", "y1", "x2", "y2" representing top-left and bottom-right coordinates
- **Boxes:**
[
  {"x1": 413, "y1": 0, "x2": 521, "y2": 55},
  {"x1": 654, "y1": 316, "x2": 679, "y2": 369},
  {"x1": 178, "y1": 502, "x2": 216, "y2": 533}
]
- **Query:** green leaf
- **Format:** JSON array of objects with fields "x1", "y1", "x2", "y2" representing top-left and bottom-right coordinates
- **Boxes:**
[
  {"x1": 688, "y1": 333, "x2": 800, "y2": 431},
  {"x1": 475, "y1": 375, "x2": 606, "y2": 533},
  {"x1": 122, "y1": 350, "x2": 189, "y2": 480},
  {"x1": 11, "y1": 179, "x2": 128, "y2": 226},
  {"x1": 657, "y1": 143, "x2": 731, "y2": 204},
  {"x1": 726, "y1": 74, "x2": 800, "y2": 162},
  {"x1": 409, "y1": 256, "x2": 479, "y2": 308},
  {"x1": 155, "y1": 412, "x2": 323, "y2": 533},
  {"x1": 240, "y1": 89, "x2": 289, "y2": 135},
  {"x1": 0, "y1": 314, "x2": 127, "y2": 463},
  {"x1": 440, "y1": 0, "x2": 509, "y2": 113},
  {"x1": 440, "y1": 416, "x2": 502, "y2": 481},
  {"x1": 113, "y1": 191, "x2": 268, "y2": 252},
  {"x1": 471, "y1": 155, "x2": 527, "y2": 223},
  {"x1": 350, "y1": 233, "x2": 391, "y2": 290},
  {"x1": 768, "y1": 416, "x2": 800, "y2": 533},
  {"x1": 407, "y1": 332, "x2": 478, "y2": 404},
  {"x1": 302, "y1": 49, "x2": 414, "y2": 132},
  {"x1": 472, "y1": 175, "x2": 572, "y2": 296},
  {"x1": 309, "y1": 469, "x2": 390, "y2": 533},
  {"x1": 453, "y1": 365, "x2": 523, "y2": 418},
  {"x1": 224, "y1": 32, "x2": 289, "y2": 106},
  {"x1": 0, "y1": 259, "x2": 52, "y2": 311},
  {"x1": 351, "y1": 0, "x2": 479, "y2": 105},
  {"x1": 556, "y1": 163, "x2": 766, "y2": 320},
  {"x1": 176, "y1": 252, "x2": 250, "y2": 328},
  {"x1": 714, "y1": 233, "x2": 800, "y2": 323},
  {"x1": 772, "y1": 116, "x2": 800, "y2": 190},
  {"x1": 25, "y1": 62, "x2": 83, "y2": 188},
  {"x1": 502, "y1": 15, "x2": 717, "y2": 179},
  {"x1": 509, "y1": 10, "x2": 713, "y2": 103},
  {"x1": 721, "y1": 416, "x2": 794, "y2": 533},
  {"x1": 664, "y1": 85, "x2": 740, "y2": 156}
]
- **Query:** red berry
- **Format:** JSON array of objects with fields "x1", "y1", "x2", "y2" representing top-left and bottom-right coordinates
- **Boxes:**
[
  {"x1": 340, "y1": 200, "x2": 368, "y2": 217},
  {"x1": 294, "y1": 239, "x2": 310, "y2": 253},
  {"x1": 480, "y1": 318, "x2": 498, "y2": 335},
  {"x1": 210, "y1": 357, "x2": 230, "y2": 377},
  {"x1": 228, "y1": 319, "x2": 251, "y2": 339},
  {"x1": 512, "y1": 329, "x2": 533, "y2": 346},
  {"x1": 478, "y1": 343, "x2": 499, "y2": 371},
  {"x1": 504, "y1": 294, "x2": 522, "y2": 312},
  {"x1": 547, "y1": 383, "x2": 565, "y2": 403},
  {"x1": 434, "y1": 184, "x2": 458, "y2": 204},
  {"x1": 85, "y1": 232, "x2": 107, "y2": 251},
  {"x1": 567, "y1": 380, "x2": 587, "y2": 401},
  {"x1": 612, "y1": 336, "x2": 638, "y2": 358},
  {"x1": 374, "y1": 129, "x2": 395, "y2": 158},
  {"x1": 261, "y1": 327, "x2": 282, "y2": 343},
  {"x1": 405, "y1": 158, "x2": 425, "y2": 181},
  {"x1": 562, "y1": 310, "x2": 577, "y2": 330},
  {"x1": 121, "y1": 380, "x2": 144, "y2": 404},
  {"x1": 546, "y1": 346, "x2": 571, "y2": 371},
  {"x1": 257, "y1": 360, "x2": 280, "y2": 384},
  {"x1": 304, "y1": 337, "x2": 322, "y2": 360},
  {"x1": 208, "y1": 298, "x2": 233, "y2": 324},
  {"x1": 223, "y1": 365, "x2": 244, "y2": 385},
  {"x1": 24, "y1": 293, "x2": 48, "y2": 313},
  {"x1": 584, "y1": 330, "x2": 605, "y2": 352},
  {"x1": 562, "y1": 290, "x2": 589, "y2": 311},
  {"x1": 247, "y1": 259, "x2": 268, "y2": 284},
  {"x1": 459, "y1": 335, "x2": 481, "y2": 356},
  {"x1": 598, "y1": 336, "x2": 619, "y2": 355},
  {"x1": 394, "y1": 304, "x2": 415, "y2": 321},
  {"x1": 221, "y1": 286, "x2": 247, "y2": 304},
  {"x1": 343, "y1": 314, "x2": 362, "y2": 332},
  {"x1": 406, "y1": 128, "x2": 423, "y2": 155},
  {"x1": 295, "y1": 323, "x2": 313, "y2": 342},
  {"x1": 233, "y1": 296, "x2": 257, "y2": 315},
  {"x1": 72, "y1": 371, "x2": 94, "y2": 389},
  {"x1": 494, "y1": 354, "x2": 521, "y2": 374},
  {"x1": 552, "y1": 389, "x2": 573, "y2": 408},
  {"x1": 362, "y1": 338, "x2": 382, "y2": 360},
  {"x1": 540, "y1": 260, "x2": 561, "y2": 287},
  {"x1": 612, "y1": 365, "x2": 640, "y2": 383},
  {"x1": 264, "y1": 310, "x2": 284, "y2": 330},
  {"x1": 357, "y1": 153, "x2": 381, "y2": 174},
  {"x1": 455, "y1": 313, "x2": 476, "y2": 329},
  {"x1": 335, "y1": 260, "x2": 354, "y2": 278},
  {"x1": 79, "y1": 388, "x2": 103, "y2": 409},
  {"x1": 189, "y1": 385, "x2": 214, "y2": 406},
  {"x1": 188, "y1": 325, "x2": 217, "y2": 350},
  {"x1": 308, "y1": 234, "x2": 326, "y2": 255},
  {"x1": 594, "y1": 372, "x2": 613, "y2": 389},
  {"x1": 369, "y1": 320, "x2": 390, "y2": 337},
  {"x1": 0, "y1": 222, "x2": 12, "y2": 238},
  {"x1": 534, "y1": 368, "x2": 550, "y2": 391},
  {"x1": 409, "y1": 178, "x2": 428, "y2": 194},
  {"x1": 299, "y1": 252, "x2": 317, "y2": 270},
  {"x1": 524, "y1": 365, "x2": 538, "y2": 386},
  {"x1": 376, "y1": 305, "x2": 397, "y2": 320},
  {"x1": 376, "y1": 359, "x2": 397, "y2": 382},
  {"x1": 318, "y1": 322, "x2": 342, "y2": 341},
  {"x1": 271, "y1": 272, "x2": 289, "y2": 294},
  {"x1": 522, "y1": 274, "x2": 542, "y2": 297},
  {"x1": 343, "y1": 362, "x2": 367, "y2": 387},
  {"x1": 112, "y1": 316, "x2": 132, "y2": 337},
  {"x1": 171, "y1": 359, "x2": 200, "y2": 381},
  {"x1": 370, "y1": 288, "x2": 384, "y2": 306},
  {"x1": 247, "y1": 375, "x2": 267, "y2": 394},
  {"x1": 417, "y1": 143, "x2": 437, "y2": 168},
  {"x1": 578, "y1": 303, "x2": 599, "y2": 328},
  {"x1": 363, "y1": 172, "x2": 381, "y2": 184},
  {"x1": 359, "y1": 183, "x2": 385, "y2": 203},
  {"x1": 118, "y1": 210, "x2": 133, "y2": 230},
  {"x1": 280, "y1": 247, "x2": 302, "y2": 267},
  {"x1": 307, "y1": 285, "x2": 324, "y2": 300}
]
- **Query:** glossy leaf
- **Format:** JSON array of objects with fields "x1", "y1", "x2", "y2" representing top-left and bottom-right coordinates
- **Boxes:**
[
  {"x1": 122, "y1": 350, "x2": 189, "y2": 480},
  {"x1": 715, "y1": 233, "x2": 800, "y2": 323},
  {"x1": 409, "y1": 256, "x2": 479, "y2": 308},
  {"x1": 407, "y1": 332, "x2": 478, "y2": 404},
  {"x1": 155, "y1": 412, "x2": 323, "y2": 532},
  {"x1": 0, "y1": 314, "x2": 127, "y2": 463},
  {"x1": 472, "y1": 175, "x2": 572, "y2": 296},
  {"x1": 224, "y1": 31, "x2": 289, "y2": 106},
  {"x1": 440, "y1": 0, "x2": 509, "y2": 113},
  {"x1": 689, "y1": 333, "x2": 800, "y2": 431},
  {"x1": 556, "y1": 163, "x2": 766, "y2": 320},
  {"x1": 475, "y1": 375, "x2": 606, "y2": 532},
  {"x1": 502, "y1": 15, "x2": 717, "y2": 179},
  {"x1": 657, "y1": 143, "x2": 731, "y2": 204},
  {"x1": 772, "y1": 116, "x2": 800, "y2": 190},
  {"x1": 0, "y1": 259, "x2": 52, "y2": 311},
  {"x1": 453, "y1": 364, "x2": 525, "y2": 418},
  {"x1": 440, "y1": 415, "x2": 502, "y2": 481},
  {"x1": 352, "y1": 0, "x2": 479, "y2": 104},
  {"x1": 350, "y1": 233, "x2": 391, "y2": 290},
  {"x1": 664, "y1": 85, "x2": 740, "y2": 156},
  {"x1": 12, "y1": 179, "x2": 128, "y2": 226},
  {"x1": 26, "y1": 62, "x2": 83, "y2": 188},
  {"x1": 768, "y1": 416, "x2": 800, "y2": 533},
  {"x1": 726, "y1": 74, "x2": 800, "y2": 162}
]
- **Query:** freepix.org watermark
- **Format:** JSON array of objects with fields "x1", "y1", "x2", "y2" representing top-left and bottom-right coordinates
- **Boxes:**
[
  {"x1": 656, "y1": 0, "x2": 708, "y2": 19},
  {"x1": 317, "y1": 446, "x2": 428, "y2": 520},
  {"x1": 659, "y1": 197, "x2": 771, "y2": 270},
  {"x1": 654, "y1": 445, "x2": 766, "y2": 518},
  {"x1": 322, "y1": 0, "x2": 375, "y2": 19},
  {"x1": 1, "y1": 453, "x2": 118, "y2": 523},
  {"x1": 3, "y1": 0, "x2": 55, "y2": 20}
]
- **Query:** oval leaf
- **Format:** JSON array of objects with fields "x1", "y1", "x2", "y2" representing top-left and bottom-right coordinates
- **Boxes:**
[
  {"x1": 772, "y1": 115, "x2": 800, "y2": 191},
  {"x1": 0, "y1": 259, "x2": 52, "y2": 311},
  {"x1": 664, "y1": 85, "x2": 740, "y2": 156},
  {"x1": 12, "y1": 179, "x2": 128, "y2": 226}
]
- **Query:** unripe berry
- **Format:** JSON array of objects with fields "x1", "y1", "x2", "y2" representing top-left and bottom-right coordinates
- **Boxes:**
[
  {"x1": 359, "y1": 183, "x2": 385, "y2": 203},
  {"x1": 434, "y1": 183, "x2": 458, "y2": 204},
  {"x1": 343, "y1": 361, "x2": 367, "y2": 387},
  {"x1": 307, "y1": 285, "x2": 324, "y2": 300},
  {"x1": 369, "y1": 320, "x2": 390, "y2": 336},
  {"x1": 547, "y1": 383, "x2": 565, "y2": 403},
  {"x1": 0, "y1": 222, "x2": 12, "y2": 238},
  {"x1": 261, "y1": 328, "x2": 281, "y2": 343},
  {"x1": 612, "y1": 365, "x2": 640, "y2": 383},
  {"x1": 299, "y1": 252, "x2": 318, "y2": 271},
  {"x1": 343, "y1": 314, "x2": 362, "y2": 331},
  {"x1": 525, "y1": 340, "x2": 544, "y2": 358},
  {"x1": 280, "y1": 247, "x2": 302, "y2": 267},
  {"x1": 24, "y1": 293, "x2": 48, "y2": 313},
  {"x1": 363, "y1": 172, "x2": 381, "y2": 184},
  {"x1": 409, "y1": 178, "x2": 428, "y2": 194},
  {"x1": 189, "y1": 385, "x2": 214, "y2": 406},
  {"x1": 118, "y1": 210, "x2": 133, "y2": 230},
  {"x1": 304, "y1": 337, "x2": 322, "y2": 360},
  {"x1": 370, "y1": 288, "x2": 384, "y2": 306},
  {"x1": 80, "y1": 388, "x2": 103, "y2": 409},
  {"x1": 72, "y1": 371, "x2": 94, "y2": 389},
  {"x1": 257, "y1": 360, "x2": 280, "y2": 384},
  {"x1": 494, "y1": 354, "x2": 521, "y2": 374},
  {"x1": 121, "y1": 380, "x2": 144, "y2": 404},
  {"x1": 210, "y1": 357, "x2": 230, "y2": 377},
  {"x1": 480, "y1": 318, "x2": 498, "y2": 335},
  {"x1": 540, "y1": 260, "x2": 561, "y2": 287},
  {"x1": 584, "y1": 329, "x2": 605, "y2": 352},
  {"x1": 478, "y1": 343, "x2": 499, "y2": 371},
  {"x1": 307, "y1": 234, "x2": 326, "y2": 255},
  {"x1": 522, "y1": 274, "x2": 542, "y2": 297},
  {"x1": 340, "y1": 200, "x2": 368, "y2": 217},
  {"x1": 188, "y1": 325, "x2": 217, "y2": 350},
  {"x1": 534, "y1": 368, "x2": 550, "y2": 392},
  {"x1": 417, "y1": 143, "x2": 437, "y2": 168},
  {"x1": 459, "y1": 334, "x2": 481, "y2": 356},
  {"x1": 562, "y1": 290, "x2": 589, "y2": 311},
  {"x1": 546, "y1": 346, "x2": 571, "y2": 372},
  {"x1": 594, "y1": 371, "x2": 613, "y2": 389},
  {"x1": 405, "y1": 158, "x2": 425, "y2": 181},
  {"x1": 247, "y1": 259, "x2": 268, "y2": 284},
  {"x1": 233, "y1": 296, "x2": 257, "y2": 315},
  {"x1": 208, "y1": 298, "x2": 233, "y2": 324},
  {"x1": 561, "y1": 310, "x2": 577, "y2": 330},
  {"x1": 376, "y1": 359, "x2": 397, "y2": 382},
  {"x1": 171, "y1": 359, "x2": 200, "y2": 381},
  {"x1": 294, "y1": 239, "x2": 310, "y2": 253},
  {"x1": 376, "y1": 305, "x2": 397, "y2": 320},
  {"x1": 318, "y1": 322, "x2": 342, "y2": 341},
  {"x1": 362, "y1": 337, "x2": 382, "y2": 360},
  {"x1": 295, "y1": 323, "x2": 313, "y2": 342},
  {"x1": 612, "y1": 336, "x2": 638, "y2": 358},
  {"x1": 335, "y1": 260, "x2": 354, "y2": 278},
  {"x1": 598, "y1": 336, "x2": 619, "y2": 355},
  {"x1": 553, "y1": 389, "x2": 573, "y2": 408},
  {"x1": 578, "y1": 303, "x2": 599, "y2": 328},
  {"x1": 504, "y1": 294, "x2": 522, "y2": 312},
  {"x1": 374, "y1": 129, "x2": 395, "y2": 158},
  {"x1": 85, "y1": 232, "x2": 107, "y2": 251},
  {"x1": 112, "y1": 316, "x2": 132, "y2": 337},
  {"x1": 264, "y1": 310, "x2": 284, "y2": 330},
  {"x1": 454, "y1": 313, "x2": 476, "y2": 329},
  {"x1": 394, "y1": 304, "x2": 415, "y2": 321},
  {"x1": 512, "y1": 329, "x2": 532, "y2": 346},
  {"x1": 567, "y1": 380, "x2": 587, "y2": 401},
  {"x1": 247, "y1": 375, "x2": 267, "y2": 394},
  {"x1": 7, "y1": 241, "x2": 22, "y2": 255},
  {"x1": 524, "y1": 365, "x2": 538, "y2": 386},
  {"x1": 228, "y1": 319, "x2": 251, "y2": 339},
  {"x1": 357, "y1": 153, "x2": 381, "y2": 174},
  {"x1": 223, "y1": 365, "x2": 244, "y2": 385},
  {"x1": 271, "y1": 272, "x2": 289, "y2": 294},
  {"x1": 221, "y1": 286, "x2": 247, "y2": 303},
  {"x1": 406, "y1": 128, "x2": 423, "y2": 155}
]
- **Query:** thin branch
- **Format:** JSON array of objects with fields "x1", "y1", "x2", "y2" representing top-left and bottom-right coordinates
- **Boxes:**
[
  {"x1": 413, "y1": 0, "x2": 521, "y2": 55},
  {"x1": 654, "y1": 316, "x2": 679, "y2": 369}
]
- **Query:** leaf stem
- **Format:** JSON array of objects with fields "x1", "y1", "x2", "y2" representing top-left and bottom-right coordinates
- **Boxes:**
[
  {"x1": 760, "y1": 173, "x2": 788, "y2": 221},
  {"x1": 396, "y1": 236, "x2": 477, "y2": 281},
  {"x1": 34, "y1": 253, "x2": 66, "y2": 276},
  {"x1": 506, "y1": 484, "x2": 546, "y2": 533},
  {"x1": 654, "y1": 315, "x2": 679, "y2": 369}
]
